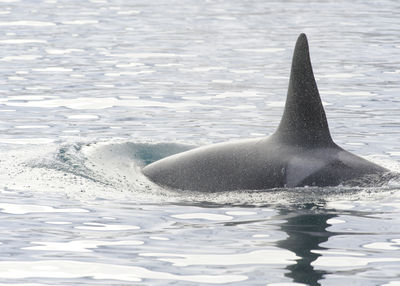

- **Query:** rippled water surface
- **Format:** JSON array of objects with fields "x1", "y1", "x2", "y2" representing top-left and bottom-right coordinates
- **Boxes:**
[{"x1": 0, "y1": 0, "x2": 400, "y2": 285}]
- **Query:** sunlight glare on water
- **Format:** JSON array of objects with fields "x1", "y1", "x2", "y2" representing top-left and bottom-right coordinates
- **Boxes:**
[{"x1": 0, "y1": 0, "x2": 400, "y2": 285}]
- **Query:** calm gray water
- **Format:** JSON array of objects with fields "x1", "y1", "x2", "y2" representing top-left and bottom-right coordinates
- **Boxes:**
[{"x1": 0, "y1": 0, "x2": 400, "y2": 285}]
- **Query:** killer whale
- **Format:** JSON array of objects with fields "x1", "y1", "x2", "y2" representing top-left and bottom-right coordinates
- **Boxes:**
[{"x1": 142, "y1": 33, "x2": 388, "y2": 192}]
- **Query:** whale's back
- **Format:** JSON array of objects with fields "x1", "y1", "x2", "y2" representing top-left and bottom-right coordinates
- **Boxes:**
[{"x1": 142, "y1": 34, "x2": 388, "y2": 192}]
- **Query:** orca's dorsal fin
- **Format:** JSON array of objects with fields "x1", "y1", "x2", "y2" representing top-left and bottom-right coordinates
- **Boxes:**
[{"x1": 275, "y1": 33, "x2": 334, "y2": 147}]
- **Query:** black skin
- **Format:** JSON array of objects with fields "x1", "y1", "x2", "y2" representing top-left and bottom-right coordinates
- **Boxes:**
[{"x1": 142, "y1": 33, "x2": 388, "y2": 192}]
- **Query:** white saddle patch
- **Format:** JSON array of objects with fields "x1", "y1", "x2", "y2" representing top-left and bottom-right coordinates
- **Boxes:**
[{"x1": 285, "y1": 156, "x2": 327, "y2": 187}]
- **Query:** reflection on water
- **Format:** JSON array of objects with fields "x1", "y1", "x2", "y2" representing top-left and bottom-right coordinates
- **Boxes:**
[
  {"x1": 277, "y1": 206, "x2": 337, "y2": 286},
  {"x1": 0, "y1": 0, "x2": 400, "y2": 284},
  {"x1": 0, "y1": 193, "x2": 400, "y2": 285},
  {"x1": 0, "y1": 260, "x2": 248, "y2": 284},
  {"x1": 0, "y1": 141, "x2": 399, "y2": 285},
  {"x1": 140, "y1": 249, "x2": 298, "y2": 267}
]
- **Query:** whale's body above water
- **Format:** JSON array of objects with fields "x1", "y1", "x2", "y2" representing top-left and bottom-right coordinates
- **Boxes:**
[{"x1": 142, "y1": 34, "x2": 388, "y2": 192}]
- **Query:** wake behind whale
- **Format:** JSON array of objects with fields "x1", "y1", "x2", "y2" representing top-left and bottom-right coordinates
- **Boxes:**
[
  {"x1": 142, "y1": 34, "x2": 391, "y2": 192},
  {"x1": 0, "y1": 138, "x2": 397, "y2": 207}
]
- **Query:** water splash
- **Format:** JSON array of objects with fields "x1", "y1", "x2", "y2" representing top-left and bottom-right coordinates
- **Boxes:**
[{"x1": 1, "y1": 140, "x2": 398, "y2": 207}]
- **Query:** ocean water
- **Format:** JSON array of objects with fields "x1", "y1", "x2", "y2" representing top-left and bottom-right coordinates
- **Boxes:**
[{"x1": 0, "y1": 0, "x2": 400, "y2": 285}]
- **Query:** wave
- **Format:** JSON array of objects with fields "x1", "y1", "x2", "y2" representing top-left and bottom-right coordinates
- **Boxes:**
[{"x1": 1, "y1": 140, "x2": 399, "y2": 206}]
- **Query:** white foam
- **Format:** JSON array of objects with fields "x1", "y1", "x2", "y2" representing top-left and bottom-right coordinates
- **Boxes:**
[{"x1": 0, "y1": 145, "x2": 132, "y2": 201}]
